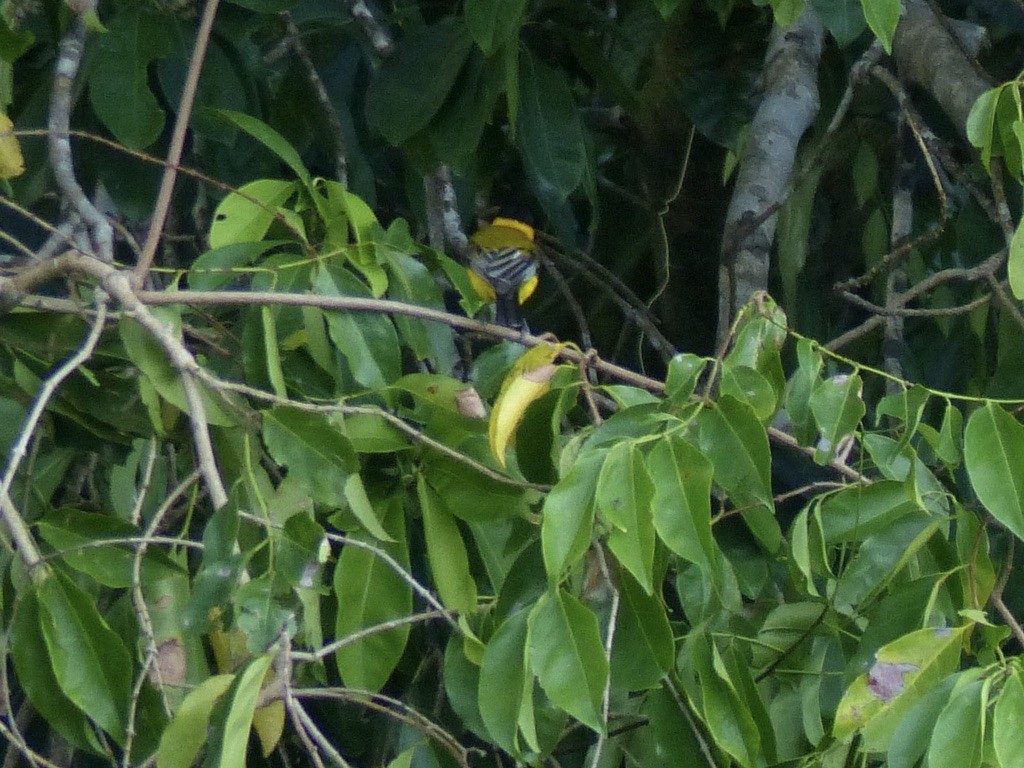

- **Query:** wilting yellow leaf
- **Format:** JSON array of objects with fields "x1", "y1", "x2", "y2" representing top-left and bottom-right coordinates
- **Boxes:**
[
  {"x1": 252, "y1": 700, "x2": 286, "y2": 757},
  {"x1": 489, "y1": 343, "x2": 566, "y2": 468},
  {"x1": 0, "y1": 113, "x2": 24, "y2": 180}
]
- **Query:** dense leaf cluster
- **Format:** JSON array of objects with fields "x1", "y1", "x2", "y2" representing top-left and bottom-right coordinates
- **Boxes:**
[{"x1": 1, "y1": 1, "x2": 1024, "y2": 768}]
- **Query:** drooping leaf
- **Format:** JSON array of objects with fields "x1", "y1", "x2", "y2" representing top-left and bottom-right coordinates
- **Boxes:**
[
  {"x1": 610, "y1": 570, "x2": 674, "y2": 691},
  {"x1": 648, "y1": 435, "x2": 718, "y2": 574},
  {"x1": 465, "y1": 0, "x2": 528, "y2": 54},
  {"x1": 517, "y1": 49, "x2": 586, "y2": 199},
  {"x1": 964, "y1": 402, "x2": 1024, "y2": 541},
  {"x1": 860, "y1": 0, "x2": 900, "y2": 52},
  {"x1": 88, "y1": 6, "x2": 168, "y2": 148},
  {"x1": 10, "y1": 589, "x2": 102, "y2": 753},
  {"x1": 541, "y1": 451, "x2": 602, "y2": 581},
  {"x1": 37, "y1": 572, "x2": 134, "y2": 744},
  {"x1": 204, "y1": 654, "x2": 275, "y2": 768},
  {"x1": 598, "y1": 441, "x2": 656, "y2": 592},
  {"x1": 925, "y1": 678, "x2": 984, "y2": 768},
  {"x1": 528, "y1": 589, "x2": 609, "y2": 733},
  {"x1": 157, "y1": 675, "x2": 235, "y2": 768},
  {"x1": 478, "y1": 608, "x2": 532, "y2": 754},
  {"x1": 994, "y1": 670, "x2": 1024, "y2": 768},
  {"x1": 334, "y1": 500, "x2": 412, "y2": 692},
  {"x1": 417, "y1": 475, "x2": 477, "y2": 615},
  {"x1": 490, "y1": 342, "x2": 566, "y2": 468}
]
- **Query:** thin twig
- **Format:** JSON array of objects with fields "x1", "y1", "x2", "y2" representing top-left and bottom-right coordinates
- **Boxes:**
[
  {"x1": 990, "y1": 536, "x2": 1024, "y2": 648},
  {"x1": 325, "y1": 533, "x2": 459, "y2": 633},
  {"x1": 291, "y1": 609, "x2": 451, "y2": 662},
  {"x1": 588, "y1": 545, "x2": 619, "y2": 768},
  {"x1": 134, "y1": 0, "x2": 222, "y2": 283},
  {"x1": 661, "y1": 676, "x2": 719, "y2": 768}
]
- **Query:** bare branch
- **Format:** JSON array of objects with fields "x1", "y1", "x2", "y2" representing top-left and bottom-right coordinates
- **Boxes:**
[
  {"x1": 717, "y1": 6, "x2": 824, "y2": 346},
  {"x1": 135, "y1": 0, "x2": 222, "y2": 283}
]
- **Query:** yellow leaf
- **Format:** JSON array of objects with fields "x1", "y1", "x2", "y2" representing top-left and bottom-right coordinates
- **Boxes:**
[
  {"x1": 0, "y1": 113, "x2": 24, "y2": 180},
  {"x1": 489, "y1": 343, "x2": 566, "y2": 468},
  {"x1": 252, "y1": 700, "x2": 286, "y2": 757}
]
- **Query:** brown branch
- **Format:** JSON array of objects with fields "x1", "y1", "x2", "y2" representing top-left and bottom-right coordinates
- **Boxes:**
[{"x1": 134, "y1": 0, "x2": 222, "y2": 283}]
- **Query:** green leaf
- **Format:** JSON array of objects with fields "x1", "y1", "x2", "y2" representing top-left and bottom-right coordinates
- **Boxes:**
[
  {"x1": 334, "y1": 500, "x2": 412, "y2": 692},
  {"x1": 380, "y1": 242, "x2": 457, "y2": 368},
  {"x1": 36, "y1": 509, "x2": 182, "y2": 588},
  {"x1": 465, "y1": 0, "x2": 527, "y2": 54},
  {"x1": 275, "y1": 514, "x2": 328, "y2": 604},
  {"x1": 887, "y1": 673, "x2": 957, "y2": 768},
  {"x1": 785, "y1": 338, "x2": 823, "y2": 444},
  {"x1": 262, "y1": 406, "x2": 357, "y2": 507},
  {"x1": 611, "y1": 570, "x2": 674, "y2": 691},
  {"x1": 541, "y1": 452, "x2": 602, "y2": 581},
  {"x1": 422, "y1": 453, "x2": 531, "y2": 523},
  {"x1": 833, "y1": 625, "x2": 969, "y2": 751},
  {"x1": 38, "y1": 572, "x2": 134, "y2": 744},
  {"x1": 157, "y1": 675, "x2": 235, "y2": 768},
  {"x1": 627, "y1": 687, "x2": 706, "y2": 766},
  {"x1": 205, "y1": 654, "x2": 275, "y2": 768},
  {"x1": 994, "y1": 670, "x2": 1024, "y2": 768},
  {"x1": 10, "y1": 590, "x2": 102, "y2": 753},
  {"x1": 343, "y1": 473, "x2": 396, "y2": 542},
  {"x1": 860, "y1": 0, "x2": 900, "y2": 52},
  {"x1": 966, "y1": 86, "x2": 1003, "y2": 170},
  {"x1": 235, "y1": 575, "x2": 297, "y2": 653},
  {"x1": 479, "y1": 608, "x2": 531, "y2": 754},
  {"x1": 719, "y1": 363, "x2": 777, "y2": 421},
  {"x1": 365, "y1": 18, "x2": 474, "y2": 146},
  {"x1": 417, "y1": 475, "x2": 477, "y2": 615},
  {"x1": 1010, "y1": 217, "x2": 1024, "y2": 300},
  {"x1": 528, "y1": 589, "x2": 609, "y2": 733},
  {"x1": 936, "y1": 402, "x2": 964, "y2": 466},
  {"x1": 665, "y1": 353, "x2": 706, "y2": 404},
  {"x1": 811, "y1": 0, "x2": 867, "y2": 45},
  {"x1": 809, "y1": 373, "x2": 865, "y2": 463},
  {"x1": 964, "y1": 402, "x2": 1024, "y2": 541},
  {"x1": 598, "y1": 442, "x2": 656, "y2": 593},
  {"x1": 688, "y1": 634, "x2": 762, "y2": 768},
  {"x1": 208, "y1": 180, "x2": 301, "y2": 249},
  {"x1": 925, "y1": 678, "x2": 984, "y2": 768},
  {"x1": 648, "y1": 435, "x2": 718, "y2": 574},
  {"x1": 188, "y1": 242, "x2": 288, "y2": 291},
  {"x1": 120, "y1": 309, "x2": 239, "y2": 428},
  {"x1": 698, "y1": 397, "x2": 780, "y2": 551},
  {"x1": 428, "y1": 49, "x2": 504, "y2": 170},
  {"x1": 315, "y1": 265, "x2": 401, "y2": 390},
  {"x1": 517, "y1": 48, "x2": 586, "y2": 199},
  {"x1": 212, "y1": 109, "x2": 311, "y2": 185},
  {"x1": 818, "y1": 480, "x2": 922, "y2": 544},
  {"x1": 88, "y1": 7, "x2": 167, "y2": 148}
]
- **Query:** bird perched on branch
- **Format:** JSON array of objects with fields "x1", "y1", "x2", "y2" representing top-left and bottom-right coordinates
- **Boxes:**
[{"x1": 467, "y1": 215, "x2": 539, "y2": 331}]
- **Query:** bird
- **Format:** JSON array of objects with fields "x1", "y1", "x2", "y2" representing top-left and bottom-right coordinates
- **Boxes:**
[{"x1": 467, "y1": 215, "x2": 539, "y2": 330}]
